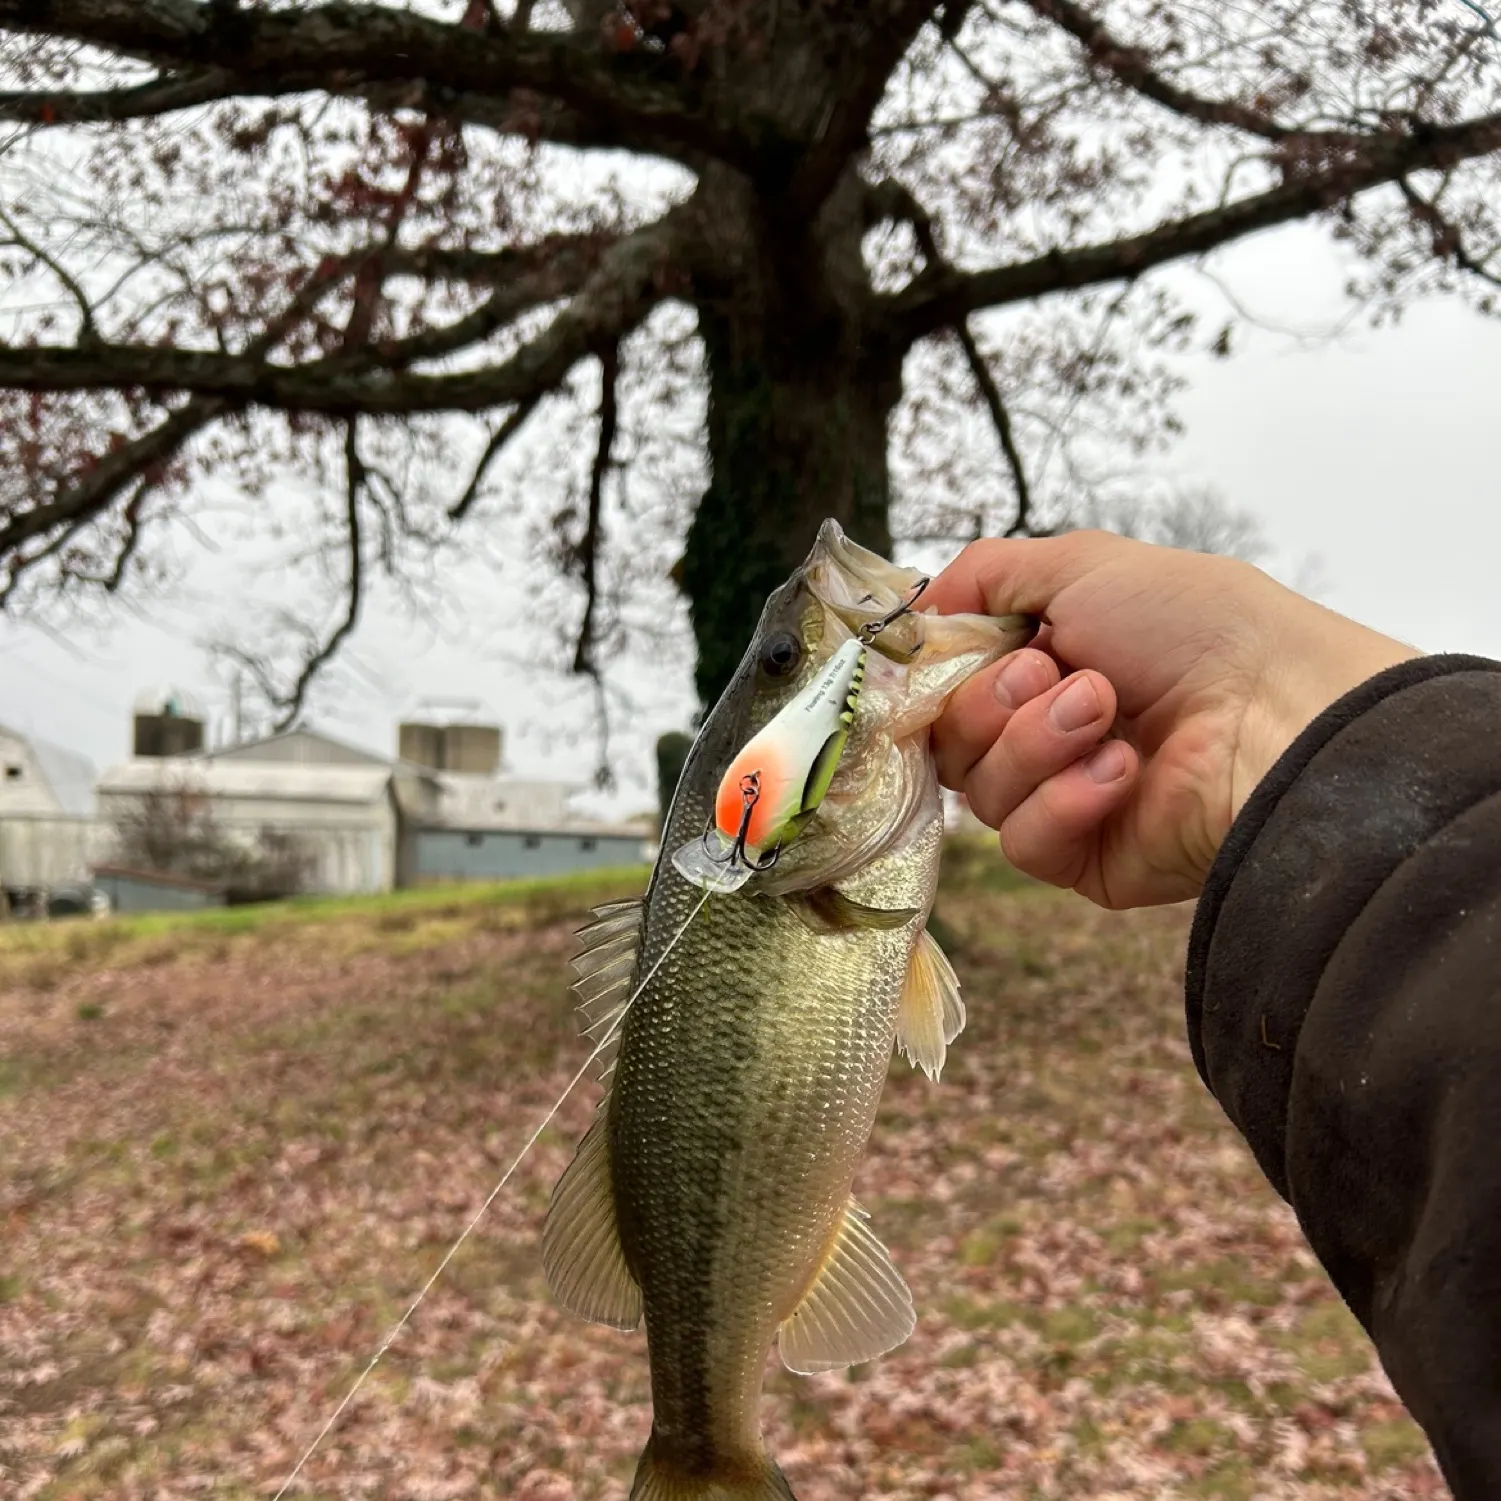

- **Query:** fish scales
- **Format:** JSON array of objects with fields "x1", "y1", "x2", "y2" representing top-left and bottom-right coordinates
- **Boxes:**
[
  {"x1": 614, "y1": 823, "x2": 937, "y2": 1472},
  {"x1": 542, "y1": 521, "x2": 1035, "y2": 1501}
]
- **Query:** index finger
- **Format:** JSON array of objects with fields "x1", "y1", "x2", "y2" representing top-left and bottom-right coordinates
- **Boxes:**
[{"x1": 923, "y1": 531, "x2": 1126, "y2": 618}]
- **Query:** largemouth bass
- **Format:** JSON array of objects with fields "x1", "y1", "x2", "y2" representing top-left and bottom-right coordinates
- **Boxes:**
[{"x1": 542, "y1": 521, "x2": 1034, "y2": 1500}]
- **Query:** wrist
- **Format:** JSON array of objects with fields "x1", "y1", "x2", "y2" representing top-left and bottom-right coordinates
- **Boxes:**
[{"x1": 1232, "y1": 611, "x2": 1422, "y2": 818}]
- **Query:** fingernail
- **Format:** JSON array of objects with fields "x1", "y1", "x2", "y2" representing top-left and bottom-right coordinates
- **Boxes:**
[
  {"x1": 993, "y1": 653, "x2": 1046, "y2": 711},
  {"x1": 1084, "y1": 741, "x2": 1128, "y2": 784},
  {"x1": 1050, "y1": 676, "x2": 1100, "y2": 733}
]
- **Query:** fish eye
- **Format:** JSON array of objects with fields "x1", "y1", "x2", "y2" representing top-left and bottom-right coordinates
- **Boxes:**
[{"x1": 760, "y1": 631, "x2": 802, "y2": 678}]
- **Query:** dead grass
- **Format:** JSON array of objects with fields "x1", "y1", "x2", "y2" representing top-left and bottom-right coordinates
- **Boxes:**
[{"x1": 0, "y1": 852, "x2": 1442, "y2": 1499}]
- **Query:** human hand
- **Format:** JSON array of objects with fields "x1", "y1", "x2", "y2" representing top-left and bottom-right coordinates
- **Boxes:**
[{"x1": 927, "y1": 531, "x2": 1420, "y2": 908}]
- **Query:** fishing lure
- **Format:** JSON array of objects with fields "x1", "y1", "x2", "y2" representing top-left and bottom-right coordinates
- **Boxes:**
[
  {"x1": 672, "y1": 637, "x2": 868, "y2": 892},
  {"x1": 671, "y1": 580, "x2": 929, "y2": 895}
]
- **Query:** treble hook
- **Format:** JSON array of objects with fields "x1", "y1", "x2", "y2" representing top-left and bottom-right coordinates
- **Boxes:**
[
  {"x1": 699, "y1": 770, "x2": 781, "y2": 873},
  {"x1": 858, "y1": 576, "x2": 930, "y2": 644}
]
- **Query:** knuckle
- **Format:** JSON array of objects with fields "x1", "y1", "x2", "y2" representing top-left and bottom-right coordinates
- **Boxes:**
[
  {"x1": 998, "y1": 818, "x2": 1058, "y2": 885},
  {"x1": 1001, "y1": 813, "x2": 1081, "y2": 891},
  {"x1": 933, "y1": 745, "x2": 968, "y2": 792},
  {"x1": 962, "y1": 767, "x2": 1008, "y2": 832}
]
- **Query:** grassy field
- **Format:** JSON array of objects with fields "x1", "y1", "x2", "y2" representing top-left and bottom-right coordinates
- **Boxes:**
[{"x1": 0, "y1": 848, "x2": 1441, "y2": 1499}]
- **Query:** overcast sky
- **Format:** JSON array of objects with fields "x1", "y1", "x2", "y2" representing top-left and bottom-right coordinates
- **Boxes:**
[{"x1": 2, "y1": 215, "x2": 1498, "y2": 811}]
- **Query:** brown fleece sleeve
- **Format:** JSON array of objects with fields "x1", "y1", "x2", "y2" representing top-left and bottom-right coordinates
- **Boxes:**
[{"x1": 1185, "y1": 653, "x2": 1501, "y2": 1497}]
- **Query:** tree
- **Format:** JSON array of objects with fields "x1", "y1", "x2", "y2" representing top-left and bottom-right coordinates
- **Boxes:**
[
  {"x1": 654, "y1": 727, "x2": 693, "y2": 831},
  {"x1": 1077, "y1": 485, "x2": 1270, "y2": 562},
  {"x1": 109, "y1": 779, "x2": 316, "y2": 899},
  {"x1": 1, "y1": 1, "x2": 1499, "y2": 718}
]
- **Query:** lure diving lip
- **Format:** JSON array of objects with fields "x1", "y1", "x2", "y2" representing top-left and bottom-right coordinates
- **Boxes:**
[{"x1": 672, "y1": 638, "x2": 867, "y2": 894}]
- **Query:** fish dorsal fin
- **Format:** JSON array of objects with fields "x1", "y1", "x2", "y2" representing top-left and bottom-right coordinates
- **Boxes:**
[
  {"x1": 894, "y1": 926, "x2": 966, "y2": 1082},
  {"x1": 777, "y1": 1198, "x2": 915, "y2": 1374},
  {"x1": 570, "y1": 898, "x2": 644, "y2": 1079},
  {"x1": 541, "y1": 1111, "x2": 642, "y2": 1331}
]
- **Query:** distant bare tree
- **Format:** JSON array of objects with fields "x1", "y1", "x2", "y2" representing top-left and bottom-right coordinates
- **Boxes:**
[
  {"x1": 1077, "y1": 486, "x2": 1270, "y2": 561},
  {"x1": 109, "y1": 780, "x2": 314, "y2": 900},
  {"x1": 110, "y1": 782, "x2": 226, "y2": 878}
]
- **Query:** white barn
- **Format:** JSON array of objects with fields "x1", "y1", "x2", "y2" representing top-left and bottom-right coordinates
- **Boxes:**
[
  {"x1": 97, "y1": 727, "x2": 441, "y2": 895},
  {"x1": 0, "y1": 724, "x2": 106, "y2": 890}
]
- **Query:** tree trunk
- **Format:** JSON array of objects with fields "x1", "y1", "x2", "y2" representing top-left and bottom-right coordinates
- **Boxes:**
[{"x1": 679, "y1": 170, "x2": 901, "y2": 709}]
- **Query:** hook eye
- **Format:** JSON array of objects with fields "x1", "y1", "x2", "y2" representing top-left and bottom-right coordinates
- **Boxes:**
[{"x1": 858, "y1": 577, "x2": 930, "y2": 644}]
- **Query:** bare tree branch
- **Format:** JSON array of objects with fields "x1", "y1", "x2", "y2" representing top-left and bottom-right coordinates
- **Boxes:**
[
  {"x1": 865, "y1": 174, "x2": 942, "y2": 260},
  {"x1": 865, "y1": 178, "x2": 1033, "y2": 533},
  {"x1": 274, "y1": 419, "x2": 366, "y2": 731},
  {"x1": 0, "y1": 234, "x2": 383, "y2": 567},
  {"x1": 0, "y1": 0, "x2": 763, "y2": 171},
  {"x1": 571, "y1": 341, "x2": 619, "y2": 677},
  {"x1": 0, "y1": 397, "x2": 214, "y2": 562},
  {"x1": 0, "y1": 69, "x2": 631, "y2": 154},
  {"x1": 887, "y1": 109, "x2": 1501, "y2": 340},
  {"x1": 0, "y1": 67, "x2": 244, "y2": 124},
  {"x1": 787, "y1": 0, "x2": 940, "y2": 209},
  {"x1": 954, "y1": 322, "x2": 1033, "y2": 536},
  {"x1": 447, "y1": 394, "x2": 543, "y2": 520},
  {"x1": 1023, "y1": 0, "x2": 1291, "y2": 140},
  {"x1": 1398, "y1": 176, "x2": 1501, "y2": 290},
  {"x1": 0, "y1": 71, "x2": 637, "y2": 155},
  {"x1": 66, "y1": 479, "x2": 147, "y2": 592},
  {"x1": 388, "y1": 232, "x2": 619, "y2": 292},
  {"x1": 0, "y1": 210, "x2": 686, "y2": 413},
  {"x1": 0, "y1": 202, "x2": 98, "y2": 343},
  {"x1": 1454, "y1": 0, "x2": 1499, "y2": 39}
]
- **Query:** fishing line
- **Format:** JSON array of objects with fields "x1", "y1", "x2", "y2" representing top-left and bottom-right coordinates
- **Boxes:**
[
  {"x1": 1454, "y1": 0, "x2": 1498, "y2": 37},
  {"x1": 270, "y1": 886, "x2": 713, "y2": 1501}
]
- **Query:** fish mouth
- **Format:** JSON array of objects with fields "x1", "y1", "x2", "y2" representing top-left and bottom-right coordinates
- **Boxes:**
[
  {"x1": 803, "y1": 520, "x2": 925, "y2": 625},
  {"x1": 804, "y1": 519, "x2": 1037, "y2": 655}
]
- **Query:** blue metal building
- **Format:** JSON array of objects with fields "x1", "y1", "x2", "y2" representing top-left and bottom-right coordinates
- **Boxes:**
[{"x1": 414, "y1": 824, "x2": 649, "y2": 882}]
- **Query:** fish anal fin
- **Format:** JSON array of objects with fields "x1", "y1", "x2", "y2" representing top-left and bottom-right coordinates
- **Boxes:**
[
  {"x1": 894, "y1": 926, "x2": 965, "y2": 1082},
  {"x1": 777, "y1": 1199, "x2": 915, "y2": 1375},
  {"x1": 541, "y1": 1113, "x2": 642, "y2": 1331}
]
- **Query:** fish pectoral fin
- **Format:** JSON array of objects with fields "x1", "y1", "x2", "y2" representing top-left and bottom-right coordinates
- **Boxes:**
[
  {"x1": 789, "y1": 886, "x2": 920, "y2": 934},
  {"x1": 777, "y1": 1199, "x2": 915, "y2": 1374},
  {"x1": 894, "y1": 925, "x2": 966, "y2": 1082},
  {"x1": 541, "y1": 1112, "x2": 642, "y2": 1331},
  {"x1": 894, "y1": 924, "x2": 966, "y2": 1080}
]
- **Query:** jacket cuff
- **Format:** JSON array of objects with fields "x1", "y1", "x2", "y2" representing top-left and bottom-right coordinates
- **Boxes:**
[{"x1": 1184, "y1": 653, "x2": 1501, "y2": 1198}]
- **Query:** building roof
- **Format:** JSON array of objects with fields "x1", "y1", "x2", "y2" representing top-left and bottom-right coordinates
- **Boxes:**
[
  {"x1": 208, "y1": 724, "x2": 391, "y2": 767},
  {"x1": 0, "y1": 724, "x2": 97, "y2": 817},
  {"x1": 98, "y1": 759, "x2": 397, "y2": 805}
]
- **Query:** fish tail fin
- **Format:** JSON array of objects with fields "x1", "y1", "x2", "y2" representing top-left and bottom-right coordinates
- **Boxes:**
[{"x1": 630, "y1": 1436, "x2": 797, "y2": 1500}]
